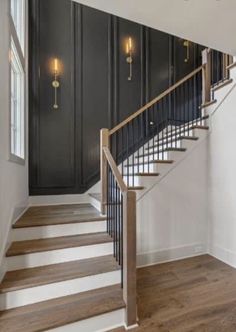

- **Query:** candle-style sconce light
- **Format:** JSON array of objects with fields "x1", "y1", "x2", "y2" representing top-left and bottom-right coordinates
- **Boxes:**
[
  {"x1": 183, "y1": 40, "x2": 190, "y2": 63},
  {"x1": 126, "y1": 37, "x2": 133, "y2": 81},
  {"x1": 52, "y1": 58, "x2": 60, "y2": 109}
]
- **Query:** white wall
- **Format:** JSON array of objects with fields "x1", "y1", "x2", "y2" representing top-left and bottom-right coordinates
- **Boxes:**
[
  {"x1": 74, "y1": 0, "x2": 236, "y2": 55},
  {"x1": 137, "y1": 139, "x2": 208, "y2": 267},
  {"x1": 0, "y1": 0, "x2": 29, "y2": 276},
  {"x1": 208, "y1": 82, "x2": 236, "y2": 267}
]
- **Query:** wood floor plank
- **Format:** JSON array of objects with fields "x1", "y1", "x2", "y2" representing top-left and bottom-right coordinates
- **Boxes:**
[
  {"x1": 110, "y1": 255, "x2": 236, "y2": 332},
  {"x1": 14, "y1": 203, "x2": 106, "y2": 228},
  {"x1": 0, "y1": 285, "x2": 125, "y2": 332},
  {"x1": 0, "y1": 255, "x2": 120, "y2": 293},
  {"x1": 6, "y1": 232, "x2": 112, "y2": 257}
]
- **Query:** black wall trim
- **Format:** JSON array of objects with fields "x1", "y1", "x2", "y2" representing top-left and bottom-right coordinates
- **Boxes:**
[{"x1": 29, "y1": 0, "x2": 203, "y2": 195}]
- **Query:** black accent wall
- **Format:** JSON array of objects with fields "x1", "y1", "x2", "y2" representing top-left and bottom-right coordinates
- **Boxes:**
[{"x1": 29, "y1": 0, "x2": 203, "y2": 195}]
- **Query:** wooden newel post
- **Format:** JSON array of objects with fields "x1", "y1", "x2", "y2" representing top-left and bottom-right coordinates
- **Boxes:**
[
  {"x1": 100, "y1": 128, "x2": 109, "y2": 215},
  {"x1": 123, "y1": 190, "x2": 137, "y2": 328},
  {"x1": 202, "y1": 48, "x2": 211, "y2": 105}
]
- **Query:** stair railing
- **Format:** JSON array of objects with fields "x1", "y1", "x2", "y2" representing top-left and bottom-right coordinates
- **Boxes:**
[
  {"x1": 101, "y1": 141, "x2": 137, "y2": 328},
  {"x1": 100, "y1": 47, "x2": 232, "y2": 329}
]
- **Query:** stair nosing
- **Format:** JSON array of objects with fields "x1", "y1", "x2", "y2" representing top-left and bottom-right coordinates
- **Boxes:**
[
  {"x1": 124, "y1": 160, "x2": 174, "y2": 167},
  {"x1": 135, "y1": 148, "x2": 186, "y2": 159},
  {"x1": 13, "y1": 215, "x2": 107, "y2": 229},
  {"x1": 226, "y1": 62, "x2": 236, "y2": 70},
  {"x1": 6, "y1": 232, "x2": 112, "y2": 257},
  {"x1": 0, "y1": 255, "x2": 120, "y2": 294},
  {"x1": 147, "y1": 136, "x2": 199, "y2": 150},
  {"x1": 0, "y1": 285, "x2": 125, "y2": 332},
  {"x1": 212, "y1": 78, "x2": 233, "y2": 92}
]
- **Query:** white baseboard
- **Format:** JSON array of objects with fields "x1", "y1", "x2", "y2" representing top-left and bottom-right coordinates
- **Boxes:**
[
  {"x1": 0, "y1": 199, "x2": 29, "y2": 281},
  {"x1": 0, "y1": 258, "x2": 7, "y2": 283},
  {"x1": 208, "y1": 244, "x2": 236, "y2": 269},
  {"x1": 46, "y1": 308, "x2": 125, "y2": 332},
  {"x1": 137, "y1": 243, "x2": 207, "y2": 268}
]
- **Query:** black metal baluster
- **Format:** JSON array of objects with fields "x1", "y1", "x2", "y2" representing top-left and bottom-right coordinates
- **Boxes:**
[
  {"x1": 131, "y1": 120, "x2": 134, "y2": 187},
  {"x1": 115, "y1": 180, "x2": 118, "y2": 261},
  {"x1": 137, "y1": 115, "x2": 140, "y2": 174},
  {"x1": 126, "y1": 125, "x2": 129, "y2": 188},
  {"x1": 121, "y1": 194, "x2": 123, "y2": 287},
  {"x1": 151, "y1": 105, "x2": 155, "y2": 163}
]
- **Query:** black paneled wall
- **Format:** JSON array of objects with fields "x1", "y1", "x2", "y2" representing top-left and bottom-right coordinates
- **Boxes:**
[{"x1": 29, "y1": 0, "x2": 203, "y2": 195}]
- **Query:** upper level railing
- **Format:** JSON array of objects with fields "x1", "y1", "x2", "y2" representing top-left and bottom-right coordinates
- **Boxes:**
[{"x1": 100, "y1": 47, "x2": 233, "y2": 328}]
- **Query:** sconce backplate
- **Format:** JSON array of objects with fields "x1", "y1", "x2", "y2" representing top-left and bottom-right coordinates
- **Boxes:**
[
  {"x1": 52, "y1": 80, "x2": 60, "y2": 88},
  {"x1": 126, "y1": 56, "x2": 133, "y2": 64}
]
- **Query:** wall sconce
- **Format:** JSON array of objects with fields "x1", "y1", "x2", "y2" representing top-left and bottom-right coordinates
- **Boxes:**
[
  {"x1": 183, "y1": 40, "x2": 190, "y2": 63},
  {"x1": 52, "y1": 58, "x2": 60, "y2": 109},
  {"x1": 126, "y1": 37, "x2": 133, "y2": 81}
]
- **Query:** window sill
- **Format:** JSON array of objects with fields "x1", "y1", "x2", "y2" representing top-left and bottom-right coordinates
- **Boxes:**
[{"x1": 9, "y1": 153, "x2": 25, "y2": 166}]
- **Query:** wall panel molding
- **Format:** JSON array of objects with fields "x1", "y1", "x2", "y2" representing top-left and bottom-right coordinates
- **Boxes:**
[{"x1": 29, "y1": 0, "x2": 203, "y2": 195}]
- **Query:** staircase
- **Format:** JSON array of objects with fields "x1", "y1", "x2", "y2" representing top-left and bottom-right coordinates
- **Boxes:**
[
  {"x1": 0, "y1": 49, "x2": 235, "y2": 332},
  {"x1": 0, "y1": 204, "x2": 125, "y2": 331}
]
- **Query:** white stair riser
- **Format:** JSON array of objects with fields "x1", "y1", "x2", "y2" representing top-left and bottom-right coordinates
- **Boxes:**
[
  {"x1": 167, "y1": 151, "x2": 186, "y2": 162},
  {"x1": 0, "y1": 270, "x2": 120, "y2": 310},
  {"x1": 193, "y1": 128, "x2": 209, "y2": 139},
  {"x1": 11, "y1": 221, "x2": 106, "y2": 241},
  {"x1": 124, "y1": 164, "x2": 158, "y2": 174},
  {"x1": 7, "y1": 243, "x2": 113, "y2": 271},
  {"x1": 180, "y1": 139, "x2": 196, "y2": 150},
  {"x1": 145, "y1": 140, "x2": 182, "y2": 153},
  {"x1": 135, "y1": 151, "x2": 169, "y2": 163},
  {"x1": 124, "y1": 175, "x2": 159, "y2": 187},
  {"x1": 46, "y1": 309, "x2": 125, "y2": 332}
]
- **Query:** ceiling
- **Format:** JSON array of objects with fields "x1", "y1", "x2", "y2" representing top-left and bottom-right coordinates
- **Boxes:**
[{"x1": 73, "y1": 0, "x2": 236, "y2": 55}]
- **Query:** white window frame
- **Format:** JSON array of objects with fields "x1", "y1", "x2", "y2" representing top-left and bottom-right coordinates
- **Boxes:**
[{"x1": 9, "y1": 0, "x2": 26, "y2": 165}]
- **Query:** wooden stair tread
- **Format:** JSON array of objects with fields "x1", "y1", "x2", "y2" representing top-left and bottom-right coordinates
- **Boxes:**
[
  {"x1": 157, "y1": 114, "x2": 209, "y2": 141},
  {"x1": 6, "y1": 232, "x2": 112, "y2": 257},
  {"x1": 199, "y1": 99, "x2": 217, "y2": 109},
  {"x1": 0, "y1": 255, "x2": 119, "y2": 293},
  {"x1": 124, "y1": 160, "x2": 174, "y2": 167},
  {"x1": 212, "y1": 78, "x2": 233, "y2": 91},
  {"x1": 147, "y1": 136, "x2": 199, "y2": 150},
  {"x1": 89, "y1": 193, "x2": 101, "y2": 203},
  {"x1": 135, "y1": 172, "x2": 159, "y2": 177},
  {"x1": 14, "y1": 203, "x2": 106, "y2": 228},
  {"x1": 124, "y1": 173, "x2": 159, "y2": 177},
  {"x1": 190, "y1": 125, "x2": 209, "y2": 130},
  {"x1": 0, "y1": 285, "x2": 125, "y2": 332},
  {"x1": 128, "y1": 186, "x2": 145, "y2": 190},
  {"x1": 136, "y1": 147, "x2": 186, "y2": 159},
  {"x1": 227, "y1": 62, "x2": 236, "y2": 70}
]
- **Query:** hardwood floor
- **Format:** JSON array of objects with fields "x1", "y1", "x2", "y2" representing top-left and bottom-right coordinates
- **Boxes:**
[{"x1": 111, "y1": 255, "x2": 236, "y2": 332}]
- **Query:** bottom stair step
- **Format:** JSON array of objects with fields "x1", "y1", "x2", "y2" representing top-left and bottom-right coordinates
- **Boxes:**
[{"x1": 0, "y1": 285, "x2": 125, "y2": 332}]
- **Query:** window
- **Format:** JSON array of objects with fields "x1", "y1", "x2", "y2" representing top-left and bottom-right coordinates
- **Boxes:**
[
  {"x1": 10, "y1": 0, "x2": 25, "y2": 53},
  {"x1": 10, "y1": 0, "x2": 26, "y2": 162}
]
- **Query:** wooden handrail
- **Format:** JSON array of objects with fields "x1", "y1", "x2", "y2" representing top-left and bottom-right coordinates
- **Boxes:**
[
  {"x1": 103, "y1": 147, "x2": 127, "y2": 193},
  {"x1": 109, "y1": 65, "x2": 204, "y2": 136}
]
